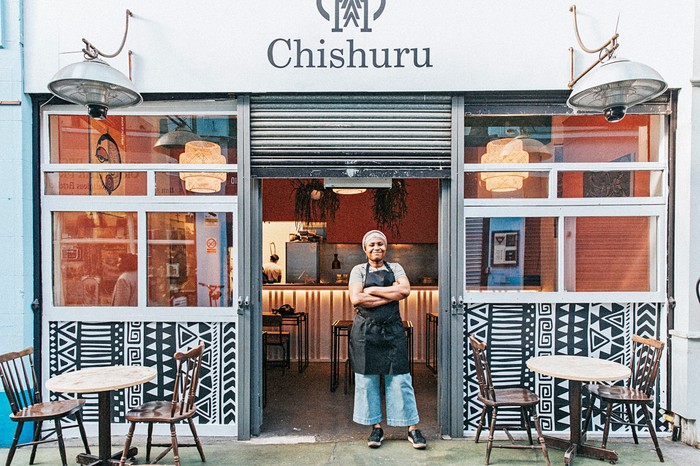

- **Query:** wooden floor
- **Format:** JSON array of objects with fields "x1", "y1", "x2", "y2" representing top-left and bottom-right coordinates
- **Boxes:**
[{"x1": 262, "y1": 362, "x2": 439, "y2": 442}]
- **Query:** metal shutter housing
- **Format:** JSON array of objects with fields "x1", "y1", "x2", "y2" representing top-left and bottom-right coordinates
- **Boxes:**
[{"x1": 249, "y1": 95, "x2": 453, "y2": 178}]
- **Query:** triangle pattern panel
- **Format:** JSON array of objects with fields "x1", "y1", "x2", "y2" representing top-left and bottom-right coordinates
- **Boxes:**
[
  {"x1": 222, "y1": 322, "x2": 237, "y2": 424},
  {"x1": 199, "y1": 322, "x2": 218, "y2": 424},
  {"x1": 463, "y1": 304, "x2": 489, "y2": 430}
]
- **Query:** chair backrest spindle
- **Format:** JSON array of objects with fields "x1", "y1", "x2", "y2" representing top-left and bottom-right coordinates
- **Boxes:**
[
  {"x1": 0, "y1": 347, "x2": 39, "y2": 415},
  {"x1": 469, "y1": 334, "x2": 496, "y2": 402},
  {"x1": 169, "y1": 342, "x2": 204, "y2": 417},
  {"x1": 629, "y1": 334, "x2": 664, "y2": 396}
]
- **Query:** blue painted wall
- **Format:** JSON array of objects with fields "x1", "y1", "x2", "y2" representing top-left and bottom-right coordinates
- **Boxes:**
[{"x1": 0, "y1": 0, "x2": 36, "y2": 446}]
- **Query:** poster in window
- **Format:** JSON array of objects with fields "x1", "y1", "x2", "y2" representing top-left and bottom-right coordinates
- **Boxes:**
[
  {"x1": 491, "y1": 231, "x2": 519, "y2": 266},
  {"x1": 89, "y1": 117, "x2": 127, "y2": 196}
]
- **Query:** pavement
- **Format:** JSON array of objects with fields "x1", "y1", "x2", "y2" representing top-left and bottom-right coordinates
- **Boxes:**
[{"x1": 1, "y1": 433, "x2": 699, "y2": 465}]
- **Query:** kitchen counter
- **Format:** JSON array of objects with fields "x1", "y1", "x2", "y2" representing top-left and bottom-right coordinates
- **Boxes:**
[
  {"x1": 263, "y1": 284, "x2": 438, "y2": 289},
  {"x1": 262, "y1": 285, "x2": 439, "y2": 363}
]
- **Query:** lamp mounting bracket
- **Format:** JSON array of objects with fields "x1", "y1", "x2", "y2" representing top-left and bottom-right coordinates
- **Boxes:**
[
  {"x1": 568, "y1": 4, "x2": 620, "y2": 88},
  {"x1": 82, "y1": 9, "x2": 133, "y2": 60}
]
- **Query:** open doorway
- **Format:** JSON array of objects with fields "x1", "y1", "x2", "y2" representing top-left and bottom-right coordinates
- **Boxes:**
[{"x1": 258, "y1": 178, "x2": 441, "y2": 441}]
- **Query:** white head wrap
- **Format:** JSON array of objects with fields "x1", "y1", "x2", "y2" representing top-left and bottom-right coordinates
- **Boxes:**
[{"x1": 362, "y1": 230, "x2": 388, "y2": 249}]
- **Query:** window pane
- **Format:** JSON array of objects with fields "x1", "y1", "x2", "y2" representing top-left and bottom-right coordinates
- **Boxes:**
[
  {"x1": 155, "y1": 172, "x2": 238, "y2": 196},
  {"x1": 49, "y1": 114, "x2": 237, "y2": 165},
  {"x1": 53, "y1": 212, "x2": 138, "y2": 306},
  {"x1": 465, "y1": 217, "x2": 557, "y2": 291},
  {"x1": 465, "y1": 114, "x2": 661, "y2": 164},
  {"x1": 45, "y1": 172, "x2": 147, "y2": 195},
  {"x1": 564, "y1": 216, "x2": 656, "y2": 292},
  {"x1": 557, "y1": 170, "x2": 663, "y2": 198},
  {"x1": 147, "y1": 212, "x2": 233, "y2": 307},
  {"x1": 465, "y1": 172, "x2": 548, "y2": 199}
]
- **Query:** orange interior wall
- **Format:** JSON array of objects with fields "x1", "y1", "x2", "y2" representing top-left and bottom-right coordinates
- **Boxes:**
[{"x1": 262, "y1": 179, "x2": 439, "y2": 243}]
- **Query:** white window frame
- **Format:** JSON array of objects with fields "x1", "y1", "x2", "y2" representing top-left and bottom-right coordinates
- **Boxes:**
[
  {"x1": 463, "y1": 116, "x2": 668, "y2": 304},
  {"x1": 41, "y1": 100, "x2": 239, "y2": 322}
]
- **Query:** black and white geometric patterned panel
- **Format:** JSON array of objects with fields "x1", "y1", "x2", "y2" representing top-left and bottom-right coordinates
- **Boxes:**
[
  {"x1": 48, "y1": 321, "x2": 237, "y2": 425},
  {"x1": 464, "y1": 302, "x2": 665, "y2": 434}
]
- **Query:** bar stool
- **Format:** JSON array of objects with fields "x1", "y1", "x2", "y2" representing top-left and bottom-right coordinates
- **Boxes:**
[
  {"x1": 331, "y1": 319, "x2": 415, "y2": 393},
  {"x1": 330, "y1": 320, "x2": 353, "y2": 392}
]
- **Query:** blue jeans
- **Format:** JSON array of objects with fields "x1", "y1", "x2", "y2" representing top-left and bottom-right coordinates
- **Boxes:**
[{"x1": 353, "y1": 372, "x2": 420, "y2": 426}]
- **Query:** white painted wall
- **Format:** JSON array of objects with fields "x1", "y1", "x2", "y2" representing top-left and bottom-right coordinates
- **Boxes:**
[
  {"x1": 23, "y1": 0, "x2": 694, "y2": 93},
  {"x1": 669, "y1": 1, "x2": 700, "y2": 439},
  {"x1": 261, "y1": 221, "x2": 296, "y2": 284}
]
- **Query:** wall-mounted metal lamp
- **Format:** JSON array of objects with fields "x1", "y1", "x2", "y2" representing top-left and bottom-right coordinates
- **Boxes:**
[
  {"x1": 47, "y1": 9, "x2": 142, "y2": 120},
  {"x1": 566, "y1": 5, "x2": 667, "y2": 122},
  {"x1": 323, "y1": 177, "x2": 393, "y2": 195}
]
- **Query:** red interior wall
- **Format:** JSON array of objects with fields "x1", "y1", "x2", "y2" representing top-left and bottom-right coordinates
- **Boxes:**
[{"x1": 262, "y1": 179, "x2": 439, "y2": 243}]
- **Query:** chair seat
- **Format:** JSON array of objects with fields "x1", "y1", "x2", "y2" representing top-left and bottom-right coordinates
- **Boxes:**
[
  {"x1": 125, "y1": 400, "x2": 195, "y2": 423},
  {"x1": 10, "y1": 399, "x2": 86, "y2": 421},
  {"x1": 585, "y1": 383, "x2": 652, "y2": 403},
  {"x1": 480, "y1": 388, "x2": 540, "y2": 407}
]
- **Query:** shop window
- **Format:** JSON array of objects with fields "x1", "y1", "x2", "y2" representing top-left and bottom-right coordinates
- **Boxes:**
[
  {"x1": 52, "y1": 212, "x2": 138, "y2": 306},
  {"x1": 564, "y1": 216, "x2": 657, "y2": 292},
  {"x1": 48, "y1": 114, "x2": 237, "y2": 196},
  {"x1": 155, "y1": 172, "x2": 238, "y2": 196},
  {"x1": 147, "y1": 212, "x2": 234, "y2": 307},
  {"x1": 464, "y1": 172, "x2": 548, "y2": 199},
  {"x1": 464, "y1": 114, "x2": 662, "y2": 199},
  {"x1": 465, "y1": 217, "x2": 557, "y2": 291},
  {"x1": 44, "y1": 172, "x2": 148, "y2": 196},
  {"x1": 557, "y1": 170, "x2": 663, "y2": 198}
]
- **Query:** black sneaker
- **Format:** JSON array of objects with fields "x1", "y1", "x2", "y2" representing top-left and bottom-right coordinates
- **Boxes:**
[
  {"x1": 407, "y1": 429, "x2": 427, "y2": 449},
  {"x1": 367, "y1": 427, "x2": 384, "y2": 448}
]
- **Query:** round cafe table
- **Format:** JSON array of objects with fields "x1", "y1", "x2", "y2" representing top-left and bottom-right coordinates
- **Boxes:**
[
  {"x1": 46, "y1": 365, "x2": 157, "y2": 466},
  {"x1": 526, "y1": 355, "x2": 631, "y2": 465}
]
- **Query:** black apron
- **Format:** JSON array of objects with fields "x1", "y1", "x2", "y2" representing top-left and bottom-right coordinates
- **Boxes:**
[{"x1": 349, "y1": 262, "x2": 409, "y2": 375}]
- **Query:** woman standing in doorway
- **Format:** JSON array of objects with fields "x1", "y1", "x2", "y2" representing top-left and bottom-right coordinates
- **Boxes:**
[{"x1": 348, "y1": 230, "x2": 427, "y2": 450}]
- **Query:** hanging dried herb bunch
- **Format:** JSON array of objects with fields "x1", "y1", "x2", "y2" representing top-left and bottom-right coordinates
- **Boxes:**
[
  {"x1": 291, "y1": 179, "x2": 340, "y2": 229},
  {"x1": 372, "y1": 179, "x2": 408, "y2": 236}
]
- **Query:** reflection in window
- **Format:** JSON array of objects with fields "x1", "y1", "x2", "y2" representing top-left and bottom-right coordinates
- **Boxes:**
[
  {"x1": 48, "y1": 114, "x2": 237, "y2": 196},
  {"x1": 564, "y1": 217, "x2": 656, "y2": 292},
  {"x1": 53, "y1": 212, "x2": 138, "y2": 306},
  {"x1": 465, "y1": 217, "x2": 557, "y2": 291},
  {"x1": 464, "y1": 114, "x2": 662, "y2": 199},
  {"x1": 147, "y1": 212, "x2": 233, "y2": 307}
]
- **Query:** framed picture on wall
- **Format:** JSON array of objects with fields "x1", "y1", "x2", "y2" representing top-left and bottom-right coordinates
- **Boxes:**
[
  {"x1": 491, "y1": 231, "x2": 519, "y2": 266},
  {"x1": 166, "y1": 263, "x2": 180, "y2": 278}
]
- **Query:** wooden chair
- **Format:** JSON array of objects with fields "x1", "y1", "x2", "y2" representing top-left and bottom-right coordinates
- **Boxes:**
[
  {"x1": 0, "y1": 347, "x2": 90, "y2": 466},
  {"x1": 119, "y1": 343, "x2": 206, "y2": 466},
  {"x1": 582, "y1": 334, "x2": 665, "y2": 462},
  {"x1": 263, "y1": 314, "x2": 290, "y2": 373},
  {"x1": 468, "y1": 334, "x2": 550, "y2": 466}
]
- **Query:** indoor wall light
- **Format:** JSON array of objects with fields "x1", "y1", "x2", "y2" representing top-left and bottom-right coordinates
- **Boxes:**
[
  {"x1": 480, "y1": 138, "x2": 530, "y2": 192},
  {"x1": 47, "y1": 9, "x2": 142, "y2": 119},
  {"x1": 566, "y1": 5, "x2": 667, "y2": 122},
  {"x1": 179, "y1": 141, "x2": 227, "y2": 193},
  {"x1": 323, "y1": 177, "x2": 392, "y2": 195}
]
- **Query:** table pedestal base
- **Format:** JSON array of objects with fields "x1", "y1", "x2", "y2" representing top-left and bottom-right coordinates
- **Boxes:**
[
  {"x1": 543, "y1": 435, "x2": 619, "y2": 464},
  {"x1": 76, "y1": 446, "x2": 137, "y2": 466}
]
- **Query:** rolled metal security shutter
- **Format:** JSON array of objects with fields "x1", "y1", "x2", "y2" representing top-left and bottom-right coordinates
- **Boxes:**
[{"x1": 250, "y1": 95, "x2": 452, "y2": 178}]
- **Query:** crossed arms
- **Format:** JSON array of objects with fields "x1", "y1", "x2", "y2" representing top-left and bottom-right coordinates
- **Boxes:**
[{"x1": 349, "y1": 275, "x2": 410, "y2": 308}]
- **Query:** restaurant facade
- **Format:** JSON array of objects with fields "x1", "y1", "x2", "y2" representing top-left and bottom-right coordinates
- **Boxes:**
[{"x1": 2, "y1": 0, "x2": 700, "y2": 445}]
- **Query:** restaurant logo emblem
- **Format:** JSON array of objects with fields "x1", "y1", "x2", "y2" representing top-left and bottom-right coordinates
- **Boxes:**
[
  {"x1": 266, "y1": 0, "x2": 431, "y2": 69},
  {"x1": 316, "y1": 0, "x2": 386, "y2": 32}
]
